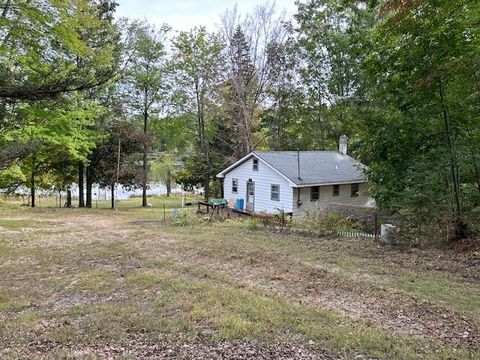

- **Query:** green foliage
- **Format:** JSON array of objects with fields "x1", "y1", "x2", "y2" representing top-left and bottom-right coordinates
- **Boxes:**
[
  {"x1": 150, "y1": 153, "x2": 177, "y2": 195},
  {"x1": 122, "y1": 20, "x2": 170, "y2": 123},
  {"x1": 89, "y1": 121, "x2": 146, "y2": 189},
  {"x1": 0, "y1": 0, "x2": 121, "y2": 100},
  {"x1": 0, "y1": 96, "x2": 100, "y2": 196},
  {"x1": 296, "y1": 212, "x2": 361, "y2": 234},
  {"x1": 0, "y1": 164, "x2": 26, "y2": 193},
  {"x1": 278, "y1": 0, "x2": 375, "y2": 151},
  {"x1": 359, "y1": 0, "x2": 480, "y2": 237},
  {"x1": 171, "y1": 27, "x2": 225, "y2": 198},
  {"x1": 0, "y1": 0, "x2": 478, "y2": 241},
  {"x1": 151, "y1": 114, "x2": 193, "y2": 153}
]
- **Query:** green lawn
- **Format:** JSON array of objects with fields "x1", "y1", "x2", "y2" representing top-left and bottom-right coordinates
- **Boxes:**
[{"x1": 0, "y1": 204, "x2": 478, "y2": 359}]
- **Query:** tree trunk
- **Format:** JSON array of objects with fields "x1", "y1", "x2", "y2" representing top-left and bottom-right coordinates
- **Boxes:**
[
  {"x1": 66, "y1": 189, "x2": 72, "y2": 208},
  {"x1": 473, "y1": 156, "x2": 480, "y2": 195},
  {"x1": 142, "y1": 149, "x2": 148, "y2": 207},
  {"x1": 142, "y1": 109, "x2": 148, "y2": 207},
  {"x1": 439, "y1": 79, "x2": 461, "y2": 217},
  {"x1": 30, "y1": 165, "x2": 35, "y2": 208},
  {"x1": 195, "y1": 83, "x2": 211, "y2": 201},
  {"x1": 464, "y1": 127, "x2": 480, "y2": 195},
  {"x1": 466, "y1": 141, "x2": 480, "y2": 195},
  {"x1": 111, "y1": 183, "x2": 115, "y2": 209},
  {"x1": 166, "y1": 175, "x2": 171, "y2": 197},
  {"x1": 86, "y1": 166, "x2": 93, "y2": 208},
  {"x1": 204, "y1": 173, "x2": 210, "y2": 201},
  {"x1": 1, "y1": 0, "x2": 12, "y2": 19},
  {"x1": 439, "y1": 78, "x2": 464, "y2": 239},
  {"x1": 78, "y1": 162, "x2": 85, "y2": 208}
]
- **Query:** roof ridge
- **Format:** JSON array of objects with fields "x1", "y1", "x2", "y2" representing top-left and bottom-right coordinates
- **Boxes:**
[
  {"x1": 253, "y1": 150, "x2": 341, "y2": 153},
  {"x1": 218, "y1": 150, "x2": 367, "y2": 186}
]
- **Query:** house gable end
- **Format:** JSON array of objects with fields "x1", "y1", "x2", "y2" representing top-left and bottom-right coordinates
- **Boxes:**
[{"x1": 217, "y1": 152, "x2": 296, "y2": 187}]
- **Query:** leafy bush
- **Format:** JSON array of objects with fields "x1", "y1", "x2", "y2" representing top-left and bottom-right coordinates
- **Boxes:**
[
  {"x1": 393, "y1": 212, "x2": 459, "y2": 245},
  {"x1": 295, "y1": 212, "x2": 361, "y2": 234}
]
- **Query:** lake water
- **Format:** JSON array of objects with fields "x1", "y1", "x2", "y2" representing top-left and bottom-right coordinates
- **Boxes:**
[{"x1": 14, "y1": 183, "x2": 189, "y2": 200}]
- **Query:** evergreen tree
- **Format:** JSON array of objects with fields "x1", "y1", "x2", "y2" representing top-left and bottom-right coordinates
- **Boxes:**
[{"x1": 224, "y1": 25, "x2": 256, "y2": 158}]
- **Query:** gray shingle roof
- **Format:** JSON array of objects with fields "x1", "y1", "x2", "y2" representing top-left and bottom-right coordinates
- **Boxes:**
[{"x1": 253, "y1": 151, "x2": 367, "y2": 186}]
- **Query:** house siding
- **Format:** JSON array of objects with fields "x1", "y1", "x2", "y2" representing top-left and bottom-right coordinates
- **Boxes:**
[
  {"x1": 223, "y1": 157, "x2": 293, "y2": 214},
  {"x1": 292, "y1": 183, "x2": 372, "y2": 216}
]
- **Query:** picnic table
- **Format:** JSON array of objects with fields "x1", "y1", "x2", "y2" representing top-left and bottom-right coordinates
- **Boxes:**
[{"x1": 197, "y1": 198, "x2": 228, "y2": 214}]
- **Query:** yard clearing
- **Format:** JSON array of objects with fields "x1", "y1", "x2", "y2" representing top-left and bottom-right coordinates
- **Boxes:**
[{"x1": 0, "y1": 204, "x2": 479, "y2": 359}]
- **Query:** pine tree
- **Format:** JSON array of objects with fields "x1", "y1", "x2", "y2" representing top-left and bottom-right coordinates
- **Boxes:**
[{"x1": 224, "y1": 26, "x2": 256, "y2": 158}]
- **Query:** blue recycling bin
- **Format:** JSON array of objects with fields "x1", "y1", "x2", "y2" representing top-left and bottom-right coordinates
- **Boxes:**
[{"x1": 236, "y1": 198, "x2": 244, "y2": 211}]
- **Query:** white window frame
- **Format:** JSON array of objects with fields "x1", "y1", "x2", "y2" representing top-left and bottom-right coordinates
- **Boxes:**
[
  {"x1": 271, "y1": 184, "x2": 280, "y2": 201},
  {"x1": 252, "y1": 158, "x2": 259, "y2": 171},
  {"x1": 232, "y1": 178, "x2": 238, "y2": 194}
]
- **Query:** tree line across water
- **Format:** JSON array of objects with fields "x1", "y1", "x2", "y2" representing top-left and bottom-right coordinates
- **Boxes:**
[{"x1": 0, "y1": 0, "x2": 479, "y2": 242}]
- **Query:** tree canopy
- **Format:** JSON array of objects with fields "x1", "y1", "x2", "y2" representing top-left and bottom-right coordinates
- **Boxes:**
[{"x1": 0, "y1": 0, "x2": 478, "y2": 241}]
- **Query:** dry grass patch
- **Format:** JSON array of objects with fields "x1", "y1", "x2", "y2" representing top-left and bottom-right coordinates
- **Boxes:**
[{"x1": 0, "y1": 208, "x2": 478, "y2": 359}]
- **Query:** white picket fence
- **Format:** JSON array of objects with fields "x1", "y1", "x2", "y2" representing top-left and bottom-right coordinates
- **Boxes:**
[
  {"x1": 283, "y1": 227, "x2": 376, "y2": 239},
  {"x1": 321, "y1": 230, "x2": 375, "y2": 238}
]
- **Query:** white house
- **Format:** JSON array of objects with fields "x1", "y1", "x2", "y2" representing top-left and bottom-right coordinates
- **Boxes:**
[{"x1": 216, "y1": 136, "x2": 374, "y2": 216}]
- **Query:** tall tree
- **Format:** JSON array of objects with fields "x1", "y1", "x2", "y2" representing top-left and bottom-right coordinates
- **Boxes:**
[
  {"x1": 122, "y1": 21, "x2": 169, "y2": 207},
  {"x1": 75, "y1": 0, "x2": 120, "y2": 208},
  {"x1": 221, "y1": 2, "x2": 287, "y2": 157},
  {"x1": 223, "y1": 25, "x2": 256, "y2": 158},
  {"x1": 89, "y1": 122, "x2": 146, "y2": 209},
  {"x1": 0, "y1": 0, "x2": 122, "y2": 205},
  {"x1": 172, "y1": 27, "x2": 225, "y2": 200}
]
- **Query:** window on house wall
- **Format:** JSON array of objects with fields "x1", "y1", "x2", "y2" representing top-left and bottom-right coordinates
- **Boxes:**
[
  {"x1": 271, "y1": 184, "x2": 280, "y2": 201},
  {"x1": 253, "y1": 158, "x2": 259, "y2": 171},
  {"x1": 351, "y1": 183, "x2": 360, "y2": 198},
  {"x1": 232, "y1": 178, "x2": 238, "y2": 194},
  {"x1": 333, "y1": 185, "x2": 340, "y2": 197},
  {"x1": 310, "y1": 186, "x2": 320, "y2": 201}
]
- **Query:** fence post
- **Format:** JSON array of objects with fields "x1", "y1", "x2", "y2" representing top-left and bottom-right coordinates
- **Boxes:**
[{"x1": 374, "y1": 213, "x2": 378, "y2": 241}]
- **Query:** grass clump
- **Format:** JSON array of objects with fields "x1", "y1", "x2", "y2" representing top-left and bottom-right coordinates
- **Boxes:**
[
  {"x1": 173, "y1": 212, "x2": 202, "y2": 226},
  {"x1": 73, "y1": 269, "x2": 116, "y2": 295},
  {"x1": 246, "y1": 217, "x2": 262, "y2": 231},
  {"x1": 0, "y1": 219, "x2": 32, "y2": 229},
  {"x1": 126, "y1": 269, "x2": 169, "y2": 288}
]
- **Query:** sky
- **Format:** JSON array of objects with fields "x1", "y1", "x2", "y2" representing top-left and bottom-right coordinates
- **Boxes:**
[{"x1": 116, "y1": 0, "x2": 297, "y2": 32}]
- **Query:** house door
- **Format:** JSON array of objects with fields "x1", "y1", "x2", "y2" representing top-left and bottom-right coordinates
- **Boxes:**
[{"x1": 246, "y1": 181, "x2": 255, "y2": 212}]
